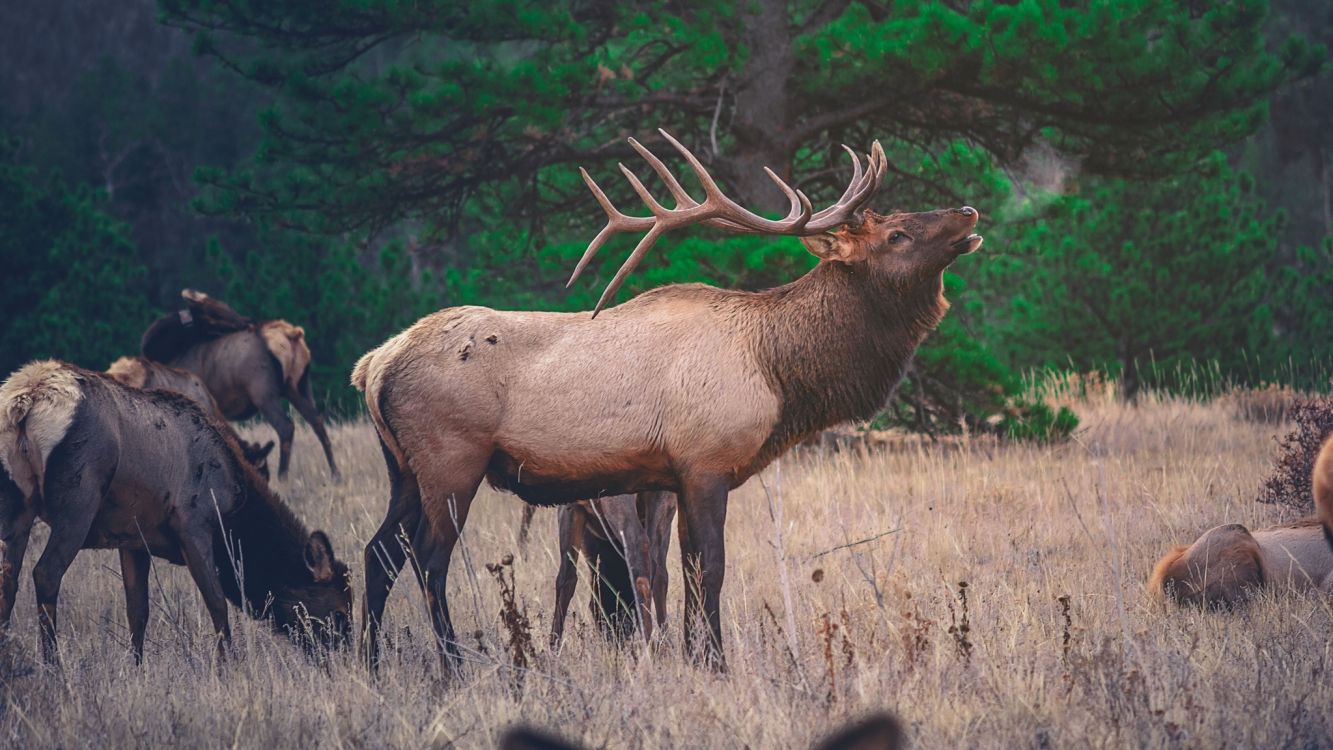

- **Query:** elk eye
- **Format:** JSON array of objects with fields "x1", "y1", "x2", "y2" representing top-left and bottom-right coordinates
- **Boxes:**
[{"x1": 889, "y1": 231, "x2": 909, "y2": 244}]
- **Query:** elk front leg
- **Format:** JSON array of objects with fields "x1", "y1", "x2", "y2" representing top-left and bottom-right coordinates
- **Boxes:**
[
  {"x1": 179, "y1": 530, "x2": 232, "y2": 662},
  {"x1": 119, "y1": 549, "x2": 152, "y2": 663},
  {"x1": 677, "y1": 476, "x2": 729, "y2": 670},
  {"x1": 288, "y1": 374, "x2": 341, "y2": 482}
]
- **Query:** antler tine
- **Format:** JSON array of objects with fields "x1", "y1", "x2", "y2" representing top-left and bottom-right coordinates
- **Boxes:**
[
  {"x1": 591, "y1": 225, "x2": 665, "y2": 317},
  {"x1": 572, "y1": 130, "x2": 883, "y2": 315},
  {"x1": 567, "y1": 168, "x2": 653, "y2": 287},
  {"x1": 805, "y1": 140, "x2": 886, "y2": 233},
  {"x1": 619, "y1": 163, "x2": 673, "y2": 217},
  {"x1": 657, "y1": 129, "x2": 812, "y2": 233},
  {"x1": 628, "y1": 137, "x2": 697, "y2": 209}
]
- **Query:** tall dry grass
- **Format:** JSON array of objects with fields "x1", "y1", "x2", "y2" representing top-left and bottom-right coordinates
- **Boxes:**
[{"x1": 0, "y1": 391, "x2": 1328, "y2": 748}]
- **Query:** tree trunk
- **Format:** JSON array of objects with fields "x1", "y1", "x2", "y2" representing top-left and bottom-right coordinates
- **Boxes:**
[
  {"x1": 721, "y1": 0, "x2": 795, "y2": 213},
  {"x1": 1119, "y1": 344, "x2": 1141, "y2": 403}
]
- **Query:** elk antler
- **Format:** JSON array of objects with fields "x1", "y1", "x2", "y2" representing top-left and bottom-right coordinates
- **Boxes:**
[{"x1": 570, "y1": 129, "x2": 886, "y2": 317}]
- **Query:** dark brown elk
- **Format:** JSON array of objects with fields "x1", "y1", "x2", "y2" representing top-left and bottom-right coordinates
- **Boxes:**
[
  {"x1": 353, "y1": 130, "x2": 982, "y2": 669},
  {"x1": 106, "y1": 355, "x2": 276, "y2": 479},
  {"x1": 141, "y1": 290, "x2": 340, "y2": 481},
  {"x1": 500, "y1": 712, "x2": 902, "y2": 750},
  {"x1": 0, "y1": 360, "x2": 352, "y2": 664},
  {"x1": 550, "y1": 491, "x2": 676, "y2": 647}
]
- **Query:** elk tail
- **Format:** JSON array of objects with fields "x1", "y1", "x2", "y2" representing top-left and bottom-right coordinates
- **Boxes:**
[
  {"x1": 0, "y1": 361, "x2": 83, "y2": 499},
  {"x1": 351, "y1": 344, "x2": 409, "y2": 471},
  {"x1": 1313, "y1": 434, "x2": 1333, "y2": 552}
]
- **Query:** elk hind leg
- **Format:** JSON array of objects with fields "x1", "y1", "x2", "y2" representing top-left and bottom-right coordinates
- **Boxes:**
[
  {"x1": 256, "y1": 391, "x2": 296, "y2": 480},
  {"x1": 119, "y1": 549, "x2": 151, "y2": 662},
  {"x1": 361, "y1": 439, "x2": 422, "y2": 668},
  {"x1": 30, "y1": 462, "x2": 104, "y2": 665},
  {"x1": 0, "y1": 476, "x2": 35, "y2": 631},
  {"x1": 411, "y1": 441, "x2": 488, "y2": 670},
  {"x1": 288, "y1": 374, "x2": 341, "y2": 482}
]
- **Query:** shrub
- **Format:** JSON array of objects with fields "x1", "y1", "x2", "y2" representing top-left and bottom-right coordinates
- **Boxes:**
[{"x1": 1256, "y1": 396, "x2": 1333, "y2": 511}]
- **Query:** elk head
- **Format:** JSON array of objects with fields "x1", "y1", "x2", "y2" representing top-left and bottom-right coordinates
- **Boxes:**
[
  {"x1": 569, "y1": 129, "x2": 982, "y2": 315},
  {"x1": 272, "y1": 531, "x2": 354, "y2": 651}
]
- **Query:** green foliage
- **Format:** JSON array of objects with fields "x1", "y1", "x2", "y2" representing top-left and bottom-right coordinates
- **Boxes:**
[
  {"x1": 0, "y1": 139, "x2": 150, "y2": 376},
  {"x1": 1272, "y1": 235, "x2": 1333, "y2": 383},
  {"x1": 994, "y1": 152, "x2": 1281, "y2": 400},
  {"x1": 998, "y1": 400, "x2": 1080, "y2": 444},
  {"x1": 205, "y1": 233, "x2": 447, "y2": 413}
]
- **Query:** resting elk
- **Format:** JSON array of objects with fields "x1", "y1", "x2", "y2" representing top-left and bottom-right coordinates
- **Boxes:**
[
  {"x1": 141, "y1": 290, "x2": 340, "y2": 481},
  {"x1": 0, "y1": 361, "x2": 352, "y2": 664},
  {"x1": 353, "y1": 129, "x2": 982, "y2": 668},
  {"x1": 1150, "y1": 434, "x2": 1333, "y2": 608}
]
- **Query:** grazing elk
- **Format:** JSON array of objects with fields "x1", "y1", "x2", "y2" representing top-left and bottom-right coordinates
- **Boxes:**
[
  {"x1": 0, "y1": 361, "x2": 352, "y2": 663},
  {"x1": 106, "y1": 355, "x2": 276, "y2": 479},
  {"x1": 141, "y1": 290, "x2": 340, "y2": 481},
  {"x1": 1150, "y1": 436, "x2": 1333, "y2": 608},
  {"x1": 354, "y1": 130, "x2": 982, "y2": 668},
  {"x1": 501, "y1": 712, "x2": 902, "y2": 750},
  {"x1": 550, "y1": 491, "x2": 676, "y2": 647}
]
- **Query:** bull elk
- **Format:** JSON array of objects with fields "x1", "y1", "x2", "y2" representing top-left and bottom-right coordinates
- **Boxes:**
[
  {"x1": 354, "y1": 130, "x2": 982, "y2": 668},
  {"x1": 141, "y1": 290, "x2": 340, "y2": 481},
  {"x1": 550, "y1": 491, "x2": 676, "y2": 647},
  {"x1": 0, "y1": 361, "x2": 352, "y2": 663}
]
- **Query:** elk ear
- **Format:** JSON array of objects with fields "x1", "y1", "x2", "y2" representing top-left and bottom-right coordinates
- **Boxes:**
[
  {"x1": 800, "y1": 231, "x2": 869, "y2": 264},
  {"x1": 499, "y1": 726, "x2": 584, "y2": 750},
  {"x1": 812, "y1": 713, "x2": 903, "y2": 750},
  {"x1": 304, "y1": 531, "x2": 336, "y2": 582},
  {"x1": 249, "y1": 440, "x2": 276, "y2": 461}
]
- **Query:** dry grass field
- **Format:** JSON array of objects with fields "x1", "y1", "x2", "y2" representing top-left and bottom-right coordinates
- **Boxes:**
[{"x1": 1, "y1": 386, "x2": 1329, "y2": 748}]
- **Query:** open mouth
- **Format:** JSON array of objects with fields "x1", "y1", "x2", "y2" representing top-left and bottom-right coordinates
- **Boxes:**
[{"x1": 950, "y1": 233, "x2": 983, "y2": 254}]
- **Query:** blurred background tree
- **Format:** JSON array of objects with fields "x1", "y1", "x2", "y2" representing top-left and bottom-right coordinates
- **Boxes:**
[
  {"x1": 994, "y1": 153, "x2": 1279, "y2": 401},
  {"x1": 0, "y1": 0, "x2": 1327, "y2": 424}
]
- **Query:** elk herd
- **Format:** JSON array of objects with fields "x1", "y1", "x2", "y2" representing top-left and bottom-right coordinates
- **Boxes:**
[{"x1": 0, "y1": 130, "x2": 1329, "y2": 744}]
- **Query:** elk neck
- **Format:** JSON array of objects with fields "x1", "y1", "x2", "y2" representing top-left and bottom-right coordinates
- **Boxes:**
[{"x1": 739, "y1": 261, "x2": 949, "y2": 466}]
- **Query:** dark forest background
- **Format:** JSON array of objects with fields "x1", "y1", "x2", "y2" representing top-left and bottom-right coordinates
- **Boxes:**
[{"x1": 2, "y1": 0, "x2": 1330, "y2": 434}]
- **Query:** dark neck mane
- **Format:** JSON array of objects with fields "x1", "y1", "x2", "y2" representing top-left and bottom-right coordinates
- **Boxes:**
[
  {"x1": 740, "y1": 262, "x2": 948, "y2": 471},
  {"x1": 211, "y1": 458, "x2": 315, "y2": 616}
]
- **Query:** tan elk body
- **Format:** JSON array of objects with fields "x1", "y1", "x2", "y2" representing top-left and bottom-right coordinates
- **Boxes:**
[
  {"x1": 354, "y1": 131, "x2": 982, "y2": 667},
  {"x1": 1150, "y1": 435, "x2": 1333, "y2": 608}
]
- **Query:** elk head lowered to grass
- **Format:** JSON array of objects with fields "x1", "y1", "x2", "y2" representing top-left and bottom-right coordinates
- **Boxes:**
[
  {"x1": 141, "y1": 290, "x2": 340, "y2": 482},
  {"x1": 0, "y1": 361, "x2": 352, "y2": 664},
  {"x1": 353, "y1": 130, "x2": 982, "y2": 669}
]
